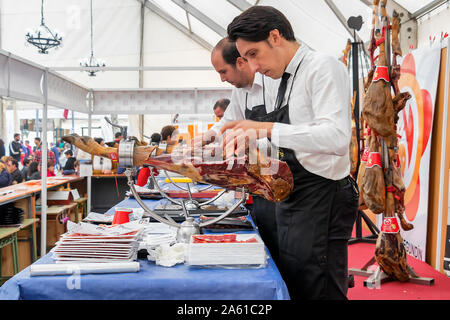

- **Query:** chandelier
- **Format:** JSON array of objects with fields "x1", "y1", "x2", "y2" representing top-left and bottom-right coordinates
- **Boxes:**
[
  {"x1": 80, "y1": 0, "x2": 106, "y2": 76},
  {"x1": 25, "y1": 0, "x2": 63, "y2": 54}
]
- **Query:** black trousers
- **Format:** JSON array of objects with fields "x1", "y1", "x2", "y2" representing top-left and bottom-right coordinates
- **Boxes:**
[
  {"x1": 250, "y1": 196, "x2": 279, "y2": 265},
  {"x1": 276, "y1": 176, "x2": 358, "y2": 300}
]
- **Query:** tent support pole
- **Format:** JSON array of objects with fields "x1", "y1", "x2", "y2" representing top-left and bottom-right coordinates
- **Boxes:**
[
  {"x1": 87, "y1": 92, "x2": 93, "y2": 214},
  {"x1": 40, "y1": 69, "x2": 49, "y2": 257}
]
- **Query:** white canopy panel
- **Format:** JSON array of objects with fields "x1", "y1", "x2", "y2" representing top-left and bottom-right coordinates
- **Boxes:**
[
  {"x1": 0, "y1": 0, "x2": 448, "y2": 112},
  {"x1": 92, "y1": 88, "x2": 232, "y2": 114}
]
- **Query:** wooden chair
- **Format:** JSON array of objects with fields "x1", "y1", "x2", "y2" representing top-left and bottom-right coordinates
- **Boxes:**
[{"x1": 0, "y1": 227, "x2": 20, "y2": 283}]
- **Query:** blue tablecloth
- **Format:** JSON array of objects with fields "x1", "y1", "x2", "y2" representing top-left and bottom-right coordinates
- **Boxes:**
[{"x1": 0, "y1": 185, "x2": 290, "y2": 300}]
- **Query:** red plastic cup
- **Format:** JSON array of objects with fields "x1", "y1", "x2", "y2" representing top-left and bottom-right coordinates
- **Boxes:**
[{"x1": 113, "y1": 208, "x2": 133, "y2": 225}]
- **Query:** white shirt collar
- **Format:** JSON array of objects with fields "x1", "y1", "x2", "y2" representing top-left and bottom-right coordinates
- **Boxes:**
[
  {"x1": 285, "y1": 44, "x2": 308, "y2": 76},
  {"x1": 243, "y1": 72, "x2": 264, "y2": 93}
]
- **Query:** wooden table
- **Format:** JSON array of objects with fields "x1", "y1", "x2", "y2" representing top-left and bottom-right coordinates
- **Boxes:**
[{"x1": 0, "y1": 175, "x2": 85, "y2": 219}]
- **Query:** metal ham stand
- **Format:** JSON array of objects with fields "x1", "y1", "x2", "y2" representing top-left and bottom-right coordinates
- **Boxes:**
[
  {"x1": 347, "y1": 16, "x2": 380, "y2": 245},
  {"x1": 348, "y1": 10, "x2": 433, "y2": 287},
  {"x1": 118, "y1": 140, "x2": 248, "y2": 243}
]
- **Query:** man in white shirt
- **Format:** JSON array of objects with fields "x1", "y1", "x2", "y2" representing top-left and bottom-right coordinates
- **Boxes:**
[
  {"x1": 207, "y1": 37, "x2": 280, "y2": 264},
  {"x1": 226, "y1": 6, "x2": 358, "y2": 300},
  {"x1": 213, "y1": 98, "x2": 230, "y2": 120}
]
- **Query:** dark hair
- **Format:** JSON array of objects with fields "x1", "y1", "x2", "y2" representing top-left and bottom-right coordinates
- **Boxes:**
[
  {"x1": 14, "y1": 133, "x2": 20, "y2": 138},
  {"x1": 23, "y1": 158, "x2": 31, "y2": 166},
  {"x1": 94, "y1": 137, "x2": 104, "y2": 145},
  {"x1": 213, "y1": 98, "x2": 230, "y2": 111},
  {"x1": 115, "y1": 132, "x2": 122, "y2": 139},
  {"x1": 227, "y1": 6, "x2": 296, "y2": 43},
  {"x1": 65, "y1": 150, "x2": 73, "y2": 156},
  {"x1": 214, "y1": 37, "x2": 241, "y2": 66},
  {"x1": 35, "y1": 137, "x2": 41, "y2": 142},
  {"x1": 28, "y1": 161, "x2": 39, "y2": 177},
  {"x1": 161, "y1": 125, "x2": 176, "y2": 141},
  {"x1": 150, "y1": 133, "x2": 161, "y2": 144},
  {"x1": 8, "y1": 159, "x2": 18, "y2": 168}
]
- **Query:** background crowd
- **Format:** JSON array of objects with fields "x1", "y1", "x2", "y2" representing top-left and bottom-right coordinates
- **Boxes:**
[{"x1": 0, "y1": 134, "x2": 78, "y2": 188}]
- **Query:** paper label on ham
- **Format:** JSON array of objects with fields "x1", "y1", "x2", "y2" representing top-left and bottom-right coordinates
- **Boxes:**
[
  {"x1": 366, "y1": 152, "x2": 382, "y2": 168},
  {"x1": 372, "y1": 66, "x2": 390, "y2": 82},
  {"x1": 381, "y1": 217, "x2": 400, "y2": 233}
]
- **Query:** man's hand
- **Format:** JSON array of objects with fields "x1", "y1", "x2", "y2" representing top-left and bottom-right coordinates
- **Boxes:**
[
  {"x1": 190, "y1": 129, "x2": 219, "y2": 149},
  {"x1": 220, "y1": 120, "x2": 273, "y2": 158},
  {"x1": 184, "y1": 129, "x2": 221, "y2": 158},
  {"x1": 220, "y1": 120, "x2": 273, "y2": 138}
]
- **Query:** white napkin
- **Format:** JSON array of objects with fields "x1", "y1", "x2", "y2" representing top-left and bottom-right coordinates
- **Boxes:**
[{"x1": 147, "y1": 243, "x2": 187, "y2": 267}]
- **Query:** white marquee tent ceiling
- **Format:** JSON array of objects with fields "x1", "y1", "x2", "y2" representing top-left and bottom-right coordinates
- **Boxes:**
[{"x1": 1, "y1": 0, "x2": 445, "y2": 91}]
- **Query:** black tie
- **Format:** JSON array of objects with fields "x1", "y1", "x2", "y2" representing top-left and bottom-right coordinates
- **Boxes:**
[{"x1": 275, "y1": 72, "x2": 291, "y2": 110}]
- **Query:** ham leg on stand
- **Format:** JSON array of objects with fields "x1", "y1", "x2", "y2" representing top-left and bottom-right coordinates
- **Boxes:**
[{"x1": 62, "y1": 134, "x2": 294, "y2": 202}]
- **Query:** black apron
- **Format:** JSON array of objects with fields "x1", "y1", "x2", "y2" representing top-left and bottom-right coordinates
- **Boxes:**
[
  {"x1": 250, "y1": 63, "x2": 358, "y2": 300},
  {"x1": 244, "y1": 77, "x2": 280, "y2": 266}
]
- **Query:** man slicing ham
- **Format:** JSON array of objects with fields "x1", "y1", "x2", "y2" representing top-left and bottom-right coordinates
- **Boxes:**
[{"x1": 222, "y1": 6, "x2": 359, "y2": 300}]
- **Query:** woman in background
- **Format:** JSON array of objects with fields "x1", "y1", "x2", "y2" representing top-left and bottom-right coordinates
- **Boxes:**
[
  {"x1": 47, "y1": 161, "x2": 56, "y2": 177},
  {"x1": 27, "y1": 161, "x2": 41, "y2": 180},
  {"x1": 0, "y1": 161, "x2": 12, "y2": 188}
]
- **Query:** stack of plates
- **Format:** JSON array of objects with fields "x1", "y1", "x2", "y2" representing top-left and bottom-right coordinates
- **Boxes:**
[
  {"x1": 52, "y1": 221, "x2": 144, "y2": 263},
  {"x1": 0, "y1": 205, "x2": 24, "y2": 226},
  {"x1": 186, "y1": 234, "x2": 267, "y2": 267}
]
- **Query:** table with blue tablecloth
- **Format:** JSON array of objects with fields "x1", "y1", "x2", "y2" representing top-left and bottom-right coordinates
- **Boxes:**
[{"x1": 0, "y1": 181, "x2": 290, "y2": 300}]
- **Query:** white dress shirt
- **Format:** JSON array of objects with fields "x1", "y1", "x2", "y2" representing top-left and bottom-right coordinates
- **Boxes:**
[
  {"x1": 210, "y1": 72, "x2": 279, "y2": 133},
  {"x1": 269, "y1": 45, "x2": 352, "y2": 180}
]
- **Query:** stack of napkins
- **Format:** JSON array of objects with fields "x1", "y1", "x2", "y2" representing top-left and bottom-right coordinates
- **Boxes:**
[
  {"x1": 139, "y1": 222, "x2": 178, "y2": 250},
  {"x1": 186, "y1": 234, "x2": 267, "y2": 267},
  {"x1": 52, "y1": 220, "x2": 145, "y2": 263}
]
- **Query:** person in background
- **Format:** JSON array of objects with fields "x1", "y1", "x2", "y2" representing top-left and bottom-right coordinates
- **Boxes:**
[
  {"x1": 1, "y1": 156, "x2": 13, "y2": 164},
  {"x1": 33, "y1": 143, "x2": 55, "y2": 168},
  {"x1": 47, "y1": 161, "x2": 56, "y2": 177},
  {"x1": 58, "y1": 138, "x2": 64, "y2": 151},
  {"x1": 160, "y1": 126, "x2": 178, "y2": 146},
  {"x1": 27, "y1": 161, "x2": 41, "y2": 180},
  {"x1": 6, "y1": 159, "x2": 23, "y2": 184},
  {"x1": 114, "y1": 132, "x2": 122, "y2": 145},
  {"x1": 150, "y1": 133, "x2": 161, "y2": 146},
  {"x1": 94, "y1": 137, "x2": 105, "y2": 146},
  {"x1": 0, "y1": 161, "x2": 12, "y2": 187},
  {"x1": 33, "y1": 137, "x2": 41, "y2": 153},
  {"x1": 21, "y1": 158, "x2": 31, "y2": 178},
  {"x1": 50, "y1": 142, "x2": 60, "y2": 170},
  {"x1": 59, "y1": 145, "x2": 68, "y2": 168},
  {"x1": 62, "y1": 149, "x2": 76, "y2": 175},
  {"x1": 9, "y1": 133, "x2": 22, "y2": 162},
  {"x1": 213, "y1": 98, "x2": 230, "y2": 120},
  {"x1": 24, "y1": 140, "x2": 32, "y2": 159},
  {"x1": 21, "y1": 143, "x2": 27, "y2": 164},
  {"x1": 0, "y1": 139, "x2": 5, "y2": 158}
]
